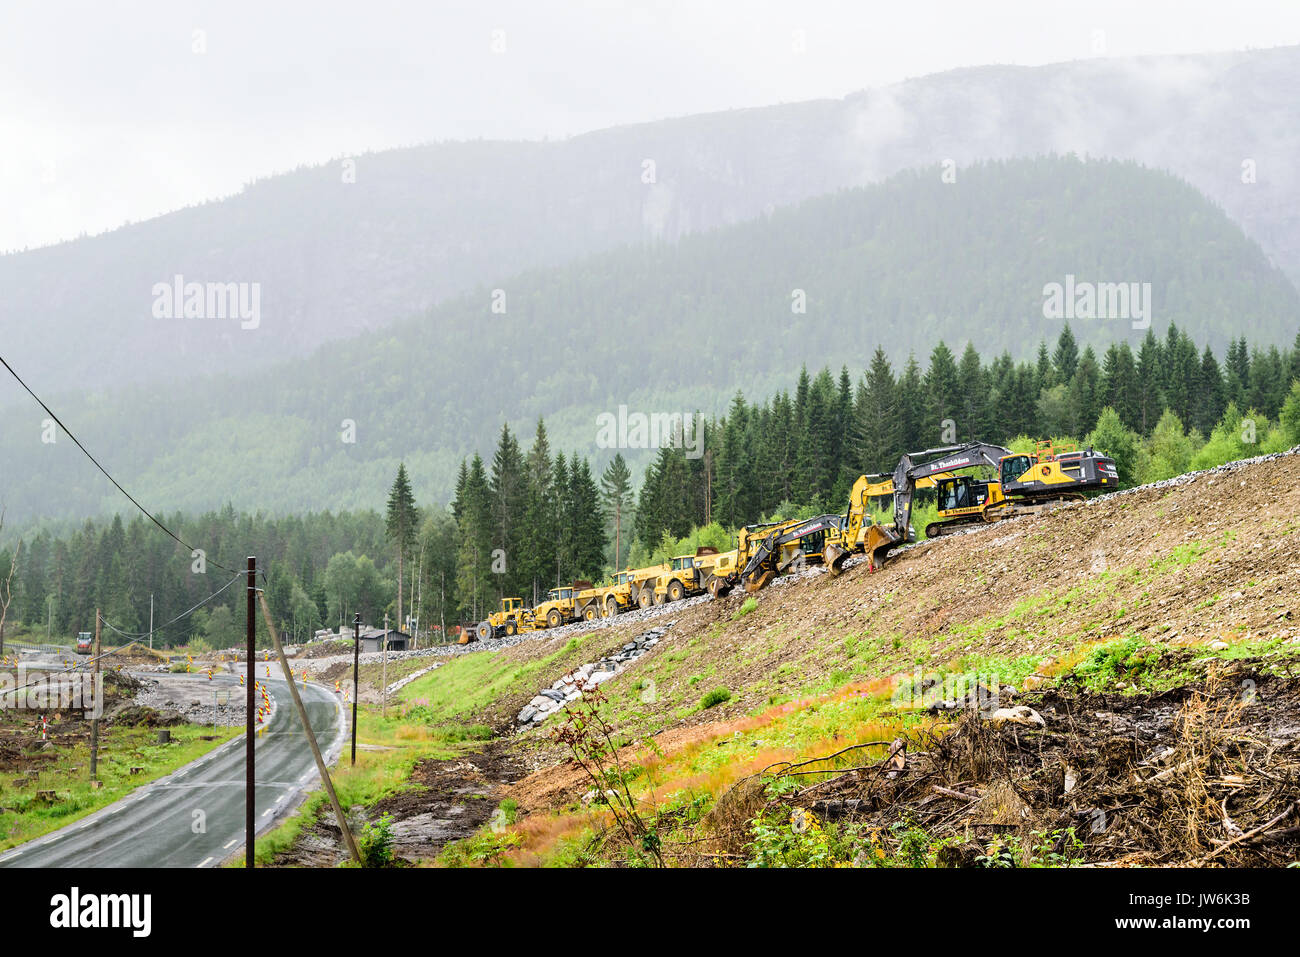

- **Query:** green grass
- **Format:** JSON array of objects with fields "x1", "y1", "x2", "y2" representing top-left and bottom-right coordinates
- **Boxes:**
[
  {"x1": 0, "y1": 723, "x2": 240, "y2": 850},
  {"x1": 397, "y1": 634, "x2": 606, "y2": 725}
]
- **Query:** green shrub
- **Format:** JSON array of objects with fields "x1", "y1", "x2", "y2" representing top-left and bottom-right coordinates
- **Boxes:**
[
  {"x1": 700, "y1": 687, "x2": 731, "y2": 709},
  {"x1": 732, "y1": 598, "x2": 758, "y2": 620},
  {"x1": 358, "y1": 812, "x2": 395, "y2": 867}
]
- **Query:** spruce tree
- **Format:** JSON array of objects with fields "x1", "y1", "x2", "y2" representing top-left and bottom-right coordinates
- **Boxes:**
[
  {"x1": 385, "y1": 463, "x2": 418, "y2": 629},
  {"x1": 600, "y1": 453, "x2": 634, "y2": 570}
]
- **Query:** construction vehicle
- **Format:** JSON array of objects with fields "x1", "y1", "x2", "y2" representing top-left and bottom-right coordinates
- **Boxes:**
[
  {"x1": 735, "y1": 440, "x2": 1117, "y2": 590},
  {"x1": 75, "y1": 632, "x2": 93, "y2": 655},
  {"x1": 629, "y1": 563, "x2": 668, "y2": 609},
  {"x1": 854, "y1": 440, "x2": 1118, "y2": 571},
  {"x1": 574, "y1": 575, "x2": 632, "y2": 620},
  {"x1": 534, "y1": 583, "x2": 593, "y2": 628},
  {"x1": 708, "y1": 517, "x2": 831, "y2": 596},
  {"x1": 651, "y1": 547, "x2": 726, "y2": 603},
  {"x1": 737, "y1": 514, "x2": 849, "y2": 591},
  {"x1": 470, "y1": 597, "x2": 536, "y2": 642}
]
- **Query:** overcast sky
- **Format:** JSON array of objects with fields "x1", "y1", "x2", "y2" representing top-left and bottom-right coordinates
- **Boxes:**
[{"x1": 2, "y1": 0, "x2": 1297, "y2": 252}]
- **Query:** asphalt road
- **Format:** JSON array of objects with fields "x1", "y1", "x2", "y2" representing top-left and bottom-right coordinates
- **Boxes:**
[{"x1": 0, "y1": 667, "x2": 345, "y2": 868}]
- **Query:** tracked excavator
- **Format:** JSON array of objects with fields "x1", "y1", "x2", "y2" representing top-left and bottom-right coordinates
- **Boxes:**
[
  {"x1": 845, "y1": 440, "x2": 1118, "y2": 572},
  {"x1": 733, "y1": 440, "x2": 1118, "y2": 591}
]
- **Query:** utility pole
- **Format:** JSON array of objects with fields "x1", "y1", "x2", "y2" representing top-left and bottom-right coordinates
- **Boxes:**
[
  {"x1": 46, "y1": 596, "x2": 52, "y2": 643},
  {"x1": 148, "y1": 593, "x2": 154, "y2": 651},
  {"x1": 89, "y1": 608, "x2": 101, "y2": 784},
  {"x1": 350, "y1": 613, "x2": 360, "y2": 766},
  {"x1": 382, "y1": 613, "x2": 389, "y2": 717},
  {"x1": 245, "y1": 556, "x2": 256, "y2": 869}
]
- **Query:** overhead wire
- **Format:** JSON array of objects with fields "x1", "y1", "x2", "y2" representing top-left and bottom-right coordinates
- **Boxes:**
[{"x1": 0, "y1": 352, "x2": 248, "y2": 578}]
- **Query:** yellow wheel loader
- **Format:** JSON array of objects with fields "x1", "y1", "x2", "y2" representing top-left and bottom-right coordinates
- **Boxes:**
[{"x1": 471, "y1": 597, "x2": 536, "y2": 641}]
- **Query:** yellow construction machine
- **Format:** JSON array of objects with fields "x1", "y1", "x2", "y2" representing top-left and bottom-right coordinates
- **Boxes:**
[
  {"x1": 735, "y1": 440, "x2": 1118, "y2": 590},
  {"x1": 533, "y1": 583, "x2": 588, "y2": 628},
  {"x1": 846, "y1": 440, "x2": 1118, "y2": 571},
  {"x1": 470, "y1": 597, "x2": 536, "y2": 642}
]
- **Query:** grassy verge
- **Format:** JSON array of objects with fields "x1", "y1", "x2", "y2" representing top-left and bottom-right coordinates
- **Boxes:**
[
  {"x1": 0, "y1": 723, "x2": 240, "y2": 850},
  {"x1": 232, "y1": 702, "x2": 474, "y2": 866}
]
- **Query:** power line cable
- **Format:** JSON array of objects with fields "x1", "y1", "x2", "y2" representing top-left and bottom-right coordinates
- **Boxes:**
[
  {"x1": 0, "y1": 352, "x2": 245, "y2": 577},
  {"x1": 96, "y1": 571, "x2": 245, "y2": 640}
]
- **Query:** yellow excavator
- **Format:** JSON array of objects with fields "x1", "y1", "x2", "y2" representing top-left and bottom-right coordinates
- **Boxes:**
[
  {"x1": 839, "y1": 440, "x2": 1118, "y2": 573},
  {"x1": 733, "y1": 440, "x2": 1118, "y2": 590}
]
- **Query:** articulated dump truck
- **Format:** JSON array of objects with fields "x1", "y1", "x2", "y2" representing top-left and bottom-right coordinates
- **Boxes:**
[{"x1": 465, "y1": 439, "x2": 1117, "y2": 641}]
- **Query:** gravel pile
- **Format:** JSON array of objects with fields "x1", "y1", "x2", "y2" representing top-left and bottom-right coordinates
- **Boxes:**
[{"x1": 130, "y1": 675, "x2": 260, "y2": 726}]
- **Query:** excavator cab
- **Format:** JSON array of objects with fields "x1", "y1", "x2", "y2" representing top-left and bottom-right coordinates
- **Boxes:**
[
  {"x1": 936, "y1": 475, "x2": 990, "y2": 512},
  {"x1": 999, "y1": 453, "x2": 1033, "y2": 486}
]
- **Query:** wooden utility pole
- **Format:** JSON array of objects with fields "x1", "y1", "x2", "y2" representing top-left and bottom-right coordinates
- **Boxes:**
[
  {"x1": 350, "y1": 613, "x2": 360, "y2": 765},
  {"x1": 89, "y1": 608, "x2": 101, "y2": 783},
  {"x1": 382, "y1": 613, "x2": 389, "y2": 717},
  {"x1": 257, "y1": 591, "x2": 360, "y2": 864},
  {"x1": 245, "y1": 556, "x2": 256, "y2": 868}
]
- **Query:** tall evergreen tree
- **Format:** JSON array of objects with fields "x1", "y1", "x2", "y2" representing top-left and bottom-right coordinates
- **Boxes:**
[
  {"x1": 600, "y1": 453, "x2": 634, "y2": 570},
  {"x1": 385, "y1": 463, "x2": 418, "y2": 629},
  {"x1": 1053, "y1": 324, "x2": 1079, "y2": 384}
]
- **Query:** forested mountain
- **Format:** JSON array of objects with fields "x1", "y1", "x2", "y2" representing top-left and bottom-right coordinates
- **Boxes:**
[
  {"x1": 2, "y1": 156, "x2": 1296, "y2": 528},
  {"x1": 3, "y1": 46, "x2": 1298, "y2": 394},
  {"x1": 7, "y1": 318, "x2": 1300, "y2": 645}
]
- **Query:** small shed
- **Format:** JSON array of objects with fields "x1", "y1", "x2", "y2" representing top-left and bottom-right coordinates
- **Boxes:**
[{"x1": 359, "y1": 628, "x2": 411, "y2": 653}]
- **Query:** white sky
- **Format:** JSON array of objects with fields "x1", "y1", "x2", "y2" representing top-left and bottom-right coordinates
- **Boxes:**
[{"x1": 2, "y1": 0, "x2": 1297, "y2": 252}]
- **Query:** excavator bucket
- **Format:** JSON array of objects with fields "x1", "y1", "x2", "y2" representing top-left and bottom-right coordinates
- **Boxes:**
[
  {"x1": 863, "y1": 524, "x2": 902, "y2": 571},
  {"x1": 824, "y1": 542, "x2": 850, "y2": 576},
  {"x1": 744, "y1": 569, "x2": 774, "y2": 592}
]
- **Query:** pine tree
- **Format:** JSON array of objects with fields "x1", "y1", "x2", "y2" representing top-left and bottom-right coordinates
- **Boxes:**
[
  {"x1": 521, "y1": 420, "x2": 556, "y2": 604},
  {"x1": 1135, "y1": 331, "x2": 1165, "y2": 434},
  {"x1": 385, "y1": 463, "x2": 418, "y2": 629},
  {"x1": 453, "y1": 455, "x2": 492, "y2": 622},
  {"x1": 1197, "y1": 346, "x2": 1227, "y2": 435},
  {"x1": 854, "y1": 348, "x2": 899, "y2": 472},
  {"x1": 924, "y1": 341, "x2": 961, "y2": 444},
  {"x1": 488, "y1": 424, "x2": 527, "y2": 599},
  {"x1": 896, "y1": 355, "x2": 926, "y2": 453},
  {"x1": 600, "y1": 453, "x2": 634, "y2": 570},
  {"x1": 568, "y1": 457, "x2": 607, "y2": 579},
  {"x1": 956, "y1": 343, "x2": 990, "y2": 442},
  {"x1": 1101, "y1": 343, "x2": 1141, "y2": 432},
  {"x1": 1053, "y1": 324, "x2": 1079, "y2": 384},
  {"x1": 551, "y1": 453, "x2": 572, "y2": 587}
]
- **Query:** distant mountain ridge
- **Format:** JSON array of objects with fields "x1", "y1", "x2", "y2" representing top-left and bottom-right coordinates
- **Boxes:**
[{"x1": 3, "y1": 45, "x2": 1298, "y2": 396}]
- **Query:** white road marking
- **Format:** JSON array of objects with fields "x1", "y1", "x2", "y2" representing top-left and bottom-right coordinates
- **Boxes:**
[
  {"x1": 223, "y1": 839, "x2": 237, "y2": 849},
  {"x1": 198, "y1": 856, "x2": 213, "y2": 867}
]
